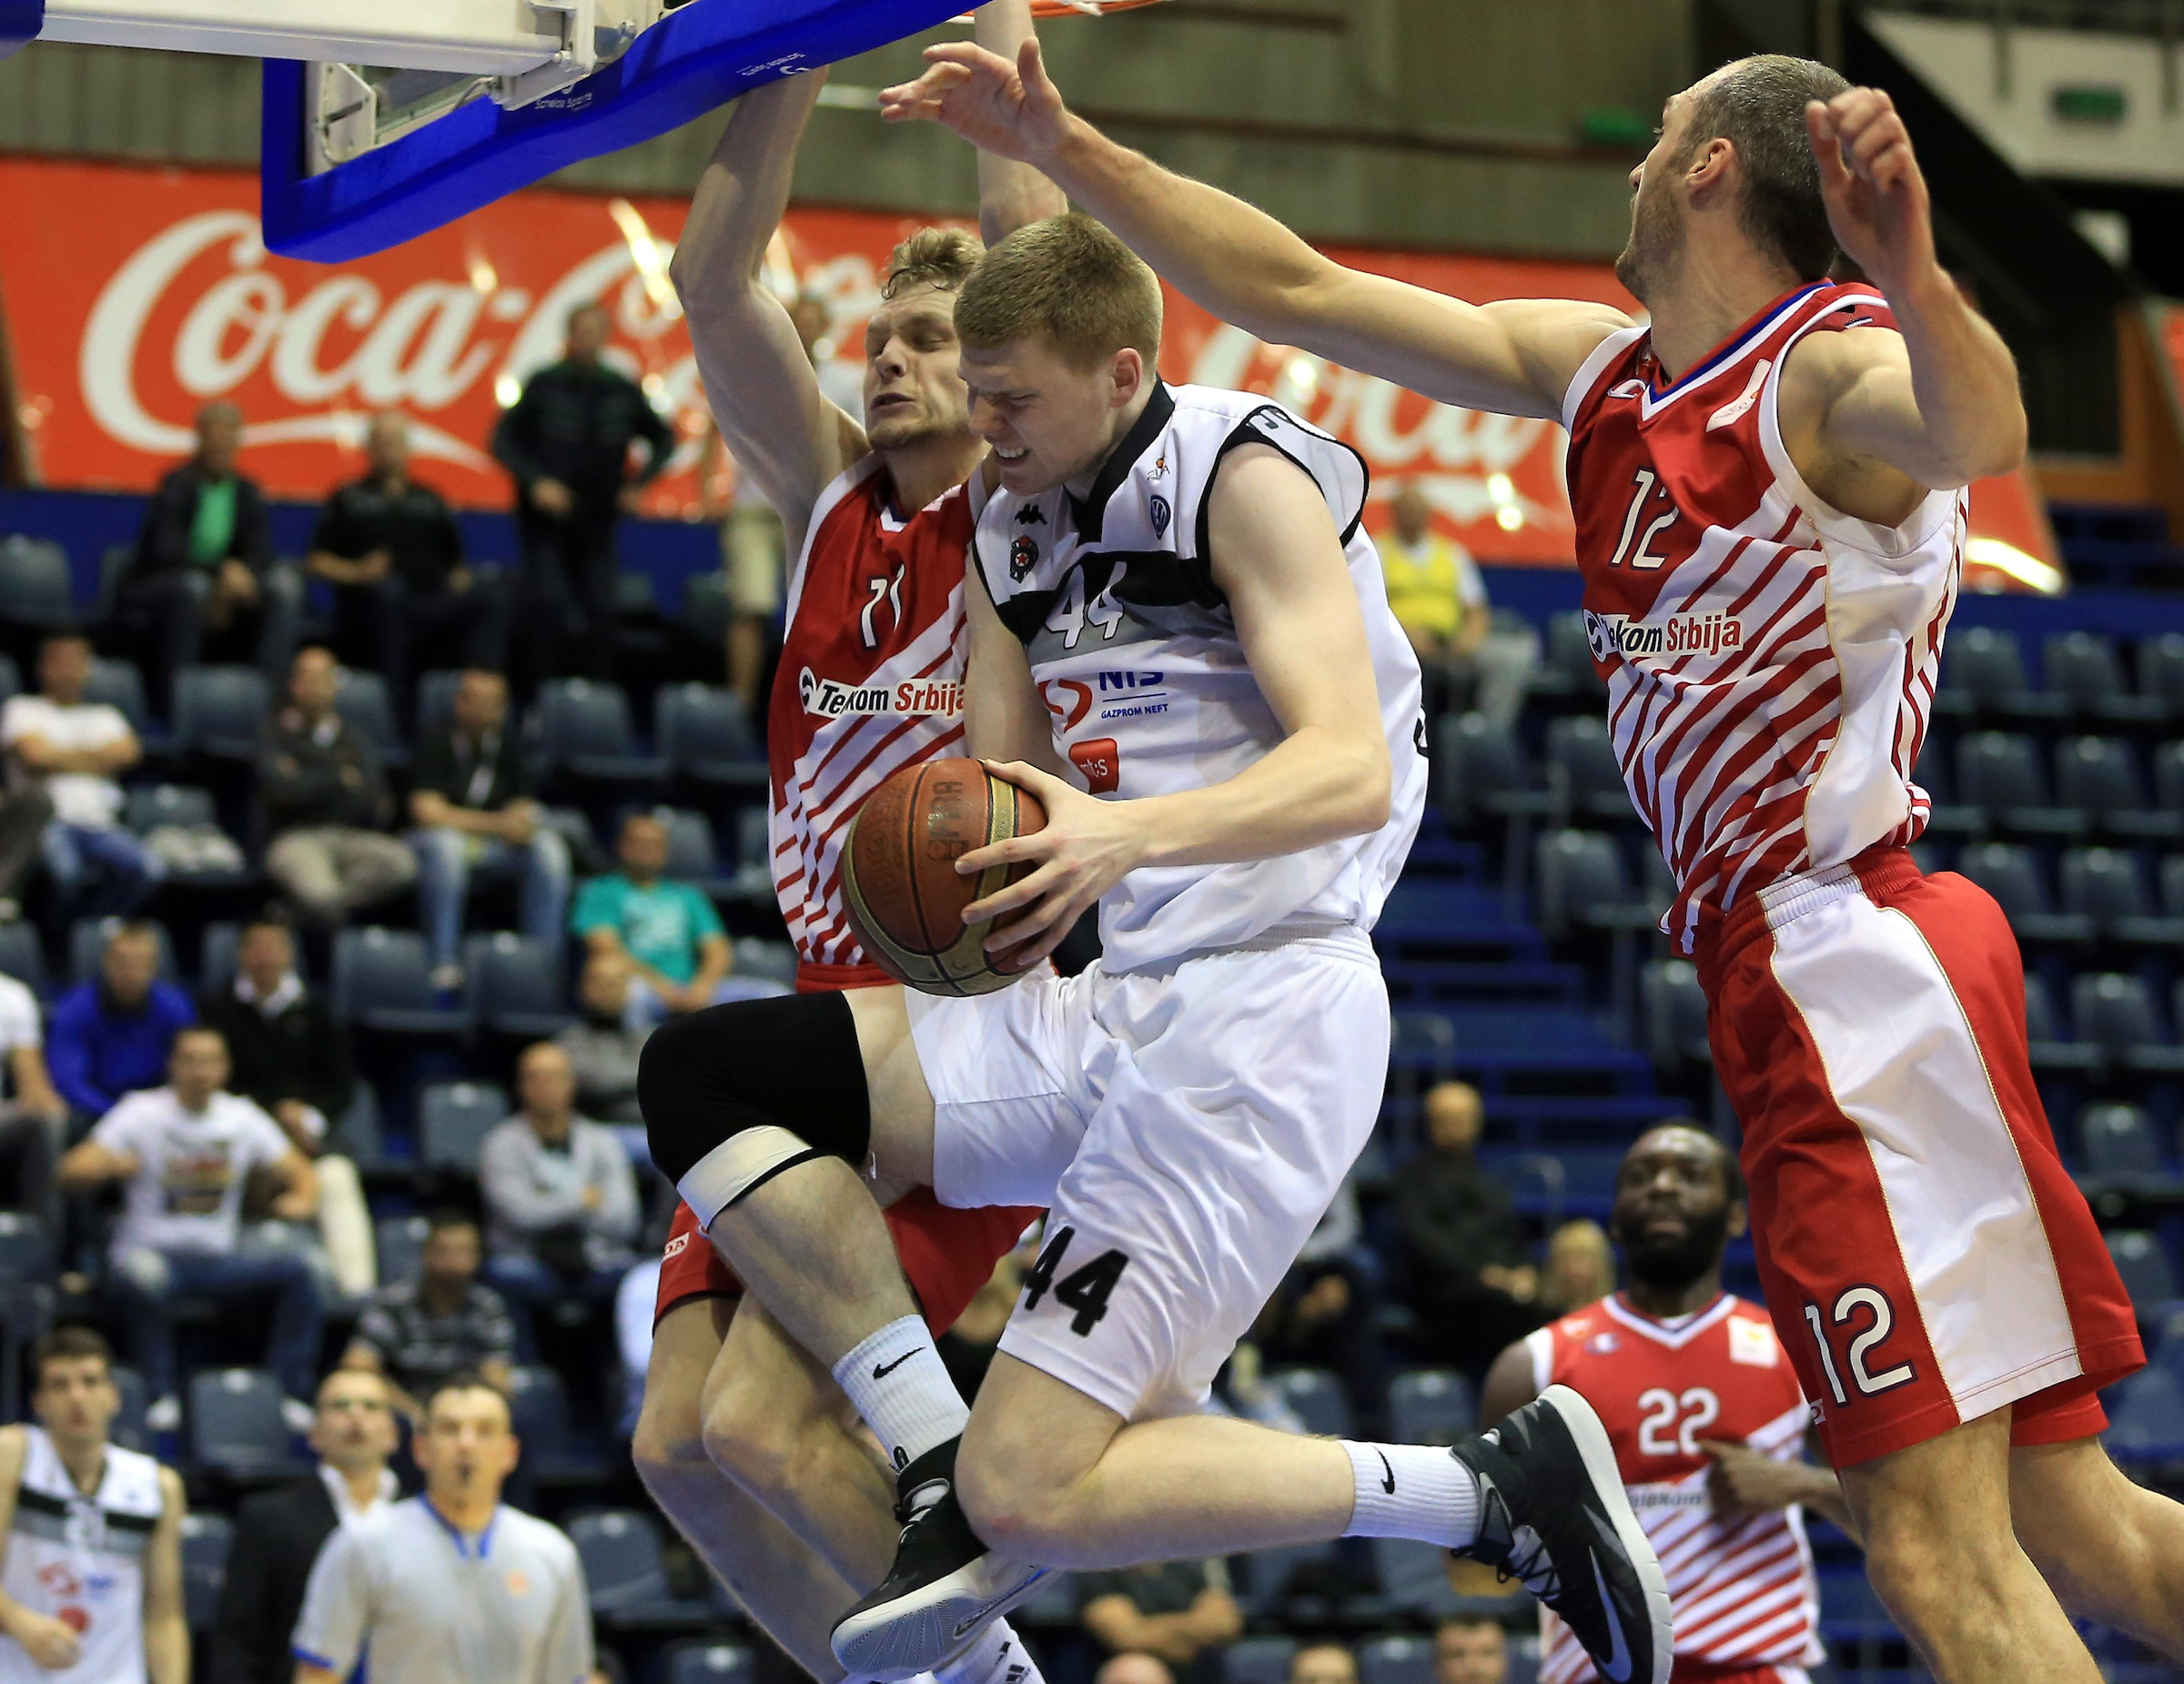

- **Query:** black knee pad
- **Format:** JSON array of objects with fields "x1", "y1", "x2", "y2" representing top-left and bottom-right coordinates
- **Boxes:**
[{"x1": 638, "y1": 991, "x2": 872, "y2": 1195}]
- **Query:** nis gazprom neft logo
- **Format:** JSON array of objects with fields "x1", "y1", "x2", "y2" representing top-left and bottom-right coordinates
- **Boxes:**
[{"x1": 1584, "y1": 608, "x2": 1745, "y2": 663}]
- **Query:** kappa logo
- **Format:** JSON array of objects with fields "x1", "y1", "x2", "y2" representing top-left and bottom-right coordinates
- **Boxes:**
[
  {"x1": 1149, "y1": 492, "x2": 1171, "y2": 539},
  {"x1": 1149, "y1": 451, "x2": 1169, "y2": 480},
  {"x1": 1008, "y1": 533, "x2": 1039, "y2": 581},
  {"x1": 1015, "y1": 503, "x2": 1046, "y2": 526},
  {"x1": 662, "y1": 1233, "x2": 691, "y2": 1261}
]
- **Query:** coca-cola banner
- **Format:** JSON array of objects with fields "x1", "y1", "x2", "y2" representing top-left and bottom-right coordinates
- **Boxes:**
[{"x1": 0, "y1": 156, "x2": 2056, "y2": 577}]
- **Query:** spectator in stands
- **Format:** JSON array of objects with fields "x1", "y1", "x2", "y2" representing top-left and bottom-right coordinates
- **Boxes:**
[
  {"x1": 409, "y1": 668, "x2": 571, "y2": 991},
  {"x1": 553, "y1": 950, "x2": 652, "y2": 1124},
  {"x1": 118, "y1": 400, "x2": 301, "y2": 710},
  {"x1": 47, "y1": 920, "x2": 194, "y2": 1122},
  {"x1": 479, "y1": 1043, "x2": 640, "y2": 1307},
  {"x1": 1289, "y1": 1643, "x2": 1358, "y2": 1684},
  {"x1": 1095, "y1": 1658, "x2": 1175, "y2": 1684},
  {"x1": 58, "y1": 1024, "x2": 321, "y2": 1427},
  {"x1": 2, "y1": 630, "x2": 159, "y2": 918},
  {"x1": 342, "y1": 1210, "x2": 518, "y2": 1420},
  {"x1": 207, "y1": 1366, "x2": 401, "y2": 1684},
  {"x1": 260, "y1": 647, "x2": 417, "y2": 926},
  {"x1": 197, "y1": 916, "x2": 374, "y2": 1298},
  {"x1": 491, "y1": 301, "x2": 674, "y2": 684},
  {"x1": 1537, "y1": 1217, "x2": 1615, "y2": 1316},
  {"x1": 1078, "y1": 1558, "x2": 1242, "y2": 1684},
  {"x1": 572, "y1": 812, "x2": 732, "y2": 1021},
  {"x1": 0, "y1": 1327, "x2": 188, "y2": 1684},
  {"x1": 1432, "y1": 1617, "x2": 1509, "y2": 1684},
  {"x1": 1376, "y1": 482, "x2": 1535, "y2": 728},
  {"x1": 292, "y1": 1373, "x2": 596, "y2": 1684},
  {"x1": 0, "y1": 963, "x2": 66, "y2": 1234},
  {"x1": 307, "y1": 410, "x2": 509, "y2": 703},
  {"x1": 1394, "y1": 1079, "x2": 1540, "y2": 1378}
]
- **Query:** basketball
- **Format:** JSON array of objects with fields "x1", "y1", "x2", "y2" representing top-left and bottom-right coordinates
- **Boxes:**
[{"x1": 840, "y1": 758, "x2": 1048, "y2": 996}]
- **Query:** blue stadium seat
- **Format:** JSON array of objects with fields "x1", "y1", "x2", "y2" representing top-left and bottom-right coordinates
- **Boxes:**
[
  {"x1": 656, "y1": 683, "x2": 764, "y2": 792},
  {"x1": 565, "y1": 1508, "x2": 672, "y2": 1613},
  {"x1": 109, "y1": 1366, "x2": 150, "y2": 1452},
  {"x1": 2079, "y1": 1104, "x2": 2167, "y2": 1180},
  {"x1": 2059, "y1": 847, "x2": 2184, "y2": 945},
  {"x1": 124, "y1": 783, "x2": 218, "y2": 835},
  {"x1": 1937, "y1": 625, "x2": 2052, "y2": 720},
  {"x1": 2073, "y1": 973, "x2": 2184, "y2": 1074},
  {"x1": 2155, "y1": 742, "x2": 2184, "y2": 818},
  {"x1": 0, "y1": 1214, "x2": 55, "y2": 1284},
  {"x1": 1269, "y1": 1367, "x2": 1351, "y2": 1437},
  {"x1": 1370, "y1": 1538, "x2": 1462, "y2": 1619},
  {"x1": 1223, "y1": 1637, "x2": 1300, "y2": 1684},
  {"x1": 681, "y1": 574, "x2": 731, "y2": 647},
  {"x1": 1544, "y1": 715, "x2": 1633, "y2": 823},
  {"x1": 2105, "y1": 1367, "x2": 2184, "y2": 1460},
  {"x1": 198, "y1": 922, "x2": 241, "y2": 994},
  {"x1": 462, "y1": 933, "x2": 575, "y2": 1039},
  {"x1": 85, "y1": 656, "x2": 153, "y2": 738},
  {"x1": 1387, "y1": 1369, "x2": 1477, "y2": 1445},
  {"x1": 375, "y1": 1215, "x2": 430, "y2": 1283},
  {"x1": 2047, "y1": 631, "x2": 2161, "y2": 722},
  {"x1": 1957, "y1": 842, "x2": 2090, "y2": 944},
  {"x1": 1817, "y1": 1567, "x2": 1899, "y2": 1643},
  {"x1": 1438, "y1": 712, "x2": 1552, "y2": 832},
  {"x1": 1538, "y1": 611, "x2": 1606, "y2": 701},
  {"x1": 1639, "y1": 958, "x2": 1709, "y2": 1074},
  {"x1": 2024, "y1": 974, "x2": 2100, "y2": 1075},
  {"x1": 417, "y1": 1082, "x2": 508, "y2": 1170},
  {"x1": 335, "y1": 669, "x2": 404, "y2": 768},
  {"x1": 69, "y1": 916, "x2": 178, "y2": 986},
  {"x1": 536, "y1": 680, "x2": 666, "y2": 791},
  {"x1": 178, "y1": 1511, "x2": 232, "y2": 1629},
  {"x1": 1360, "y1": 1634, "x2": 1437, "y2": 1684},
  {"x1": 0, "y1": 653, "x2": 15, "y2": 705},
  {"x1": 1535, "y1": 832, "x2": 1652, "y2": 943},
  {"x1": 1010, "y1": 1569, "x2": 1078, "y2": 1626},
  {"x1": 416, "y1": 670, "x2": 462, "y2": 733},
  {"x1": 173, "y1": 666, "x2": 270, "y2": 761},
  {"x1": 665, "y1": 1642, "x2": 758, "y2": 1684},
  {"x1": 187, "y1": 1367, "x2": 305, "y2": 1479},
  {"x1": 2058, "y1": 737, "x2": 2179, "y2": 840},
  {"x1": 724, "y1": 804, "x2": 774, "y2": 903},
  {"x1": 0, "y1": 536, "x2": 75, "y2": 630},
  {"x1": 0, "y1": 923, "x2": 43, "y2": 994},
  {"x1": 2141, "y1": 634, "x2": 2184, "y2": 714},
  {"x1": 1239, "y1": 1540, "x2": 1340, "y2": 1618},
  {"x1": 331, "y1": 928, "x2": 470, "y2": 1034},
  {"x1": 504, "y1": 1364, "x2": 602, "y2": 1481},
  {"x1": 1957, "y1": 731, "x2": 2081, "y2": 834},
  {"x1": 2107, "y1": 1230, "x2": 2179, "y2": 1310},
  {"x1": 649, "y1": 806, "x2": 735, "y2": 899},
  {"x1": 730, "y1": 938, "x2": 798, "y2": 986}
]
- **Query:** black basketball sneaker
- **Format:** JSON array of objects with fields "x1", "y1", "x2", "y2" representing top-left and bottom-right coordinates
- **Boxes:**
[
  {"x1": 1449, "y1": 1385, "x2": 1673, "y2": 1684},
  {"x1": 830, "y1": 1438, "x2": 1051, "y2": 1680}
]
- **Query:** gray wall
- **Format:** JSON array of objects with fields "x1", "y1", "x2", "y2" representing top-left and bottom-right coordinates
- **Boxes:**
[{"x1": 0, "y1": 2, "x2": 1690, "y2": 257}]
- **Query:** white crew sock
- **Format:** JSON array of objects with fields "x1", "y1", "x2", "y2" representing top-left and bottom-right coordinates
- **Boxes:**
[
  {"x1": 830, "y1": 1316, "x2": 971, "y2": 1472},
  {"x1": 935, "y1": 1618, "x2": 1040, "y2": 1684},
  {"x1": 1340, "y1": 1441, "x2": 1483, "y2": 1549}
]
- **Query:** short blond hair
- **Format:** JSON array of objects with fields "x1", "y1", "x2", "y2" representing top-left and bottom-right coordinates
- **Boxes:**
[
  {"x1": 954, "y1": 214, "x2": 1164, "y2": 372},
  {"x1": 882, "y1": 227, "x2": 983, "y2": 300}
]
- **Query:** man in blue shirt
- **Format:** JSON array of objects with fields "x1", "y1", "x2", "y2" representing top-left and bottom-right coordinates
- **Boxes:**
[
  {"x1": 47, "y1": 921, "x2": 194, "y2": 1123},
  {"x1": 570, "y1": 812, "x2": 731, "y2": 1021}
]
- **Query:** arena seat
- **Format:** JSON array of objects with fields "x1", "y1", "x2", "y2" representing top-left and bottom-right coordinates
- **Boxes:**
[
  {"x1": 1936, "y1": 626, "x2": 2054, "y2": 721},
  {"x1": 1957, "y1": 731, "x2": 2083, "y2": 836},
  {"x1": 0, "y1": 654, "x2": 17, "y2": 706},
  {"x1": 2075, "y1": 973, "x2": 2184, "y2": 1074},
  {"x1": 535, "y1": 679, "x2": 667, "y2": 792},
  {"x1": 462, "y1": 933, "x2": 575, "y2": 1039},
  {"x1": 374, "y1": 1215, "x2": 430, "y2": 1284},
  {"x1": 2105, "y1": 1367, "x2": 2184, "y2": 1461},
  {"x1": 1532, "y1": 611, "x2": 1606, "y2": 704},
  {"x1": 1956, "y1": 842, "x2": 2091, "y2": 945},
  {"x1": 2045, "y1": 630, "x2": 2157, "y2": 722},
  {"x1": 334, "y1": 669, "x2": 405, "y2": 768},
  {"x1": 172, "y1": 666, "x2": 270, "y2": 762},
  {"x1": 178, "y1": 1511, "x2": 232, "y2": 1629},
  {"x1": 332, "y1": 928, "x2": 471, "y2": 1035},
  {"x1": 2108, "y1": 1230, "x2": 2180, "y2": 1309},
  {"x1": 197, "y1": 921, "x2": 241, "y2": 994},
  {"x1": 1268, "y1": 1367, "x2": 1350, "y2": 1438},
  {"x1": 1386, "y1": 1369, "x2": 1477, "y2": 1445},
  {"x1": 2057, "y1": 737, "x2": 2179, "y2": 841},
  {"x1": 187, "y1": 1367, "x2": 307, "y2": 1480},
  {"x1": 1436, "y1": 712, "x2": 1552, "y2": 832},
  {"x1": 1534, "y1": 832, "x2": 1651, "y2": 943},
  {"x1": 2139, "y1": 635, "x2": 2184, "y2": 716},
  {"x1": 85, "y1": 655, "x2": 154, "y2": 739},
  {"x1": 2024, "y1": 974, "x2": 2099, "y2": 1075},
  {"x1": 1222, "y1": 1636, "x2": 1299, "y2": 1684},
  {"x1": 2059, "y1": 847, "x2": 2184, "y2": 946},
  {"x1": 1238, "y1": 1540, "x2": 1341, "y2": 1621},
  {"x1": 680, "y1": 574, "x2": 732, "y2": 648},
  {"x1": 1360, "y1": 1633, "x2": 1437, "y2": 1684},
  {"x1": 1639, "y1": 958, "x2": 1709, "y2": 1076},
  {"x1": 0, "y1": 1214, "x2": 53, "y2": 1285},
  {"x1": 0, "y1": 535, "x2": 76, "y2": 634},
  {"x1": 2079, "y1": 1104, "x2": 2165, "y2": 1178},
  {"x1": 1369, "y1": 1538, "x2": 1465, "y2": 1619},
  {"x1": 0, "y1": 1215, "x2": 54, "y2": 1415},
  {"x1": 663, "y1": 1641, "x2": 758, "y2": 1684},
  {"x1": 124, "y1": 784, "x2": 254, "y2": 888},
  {"x1": 565, "y1": 1508, "x2": 673, "y2": 1613},
  {"x1": 1543, "y1": 716, "x2": 1634, "y2": 825},
  {"x1": 0, "y1": 922, "x2": 44, "y2": 994},
  {"x1": 416, "y1": 1081, "x2": 508, "y2": 1170},
  {"x1": 416, "y1": 669, "x2": 462, "y2": 733},
  {"x1": 653, "y1": 806, "x2": 738, "y2": 901},
  {"x1": 68, "y1": 916, "x2": 178, "y2": 985},
  {"x1": 730, "y1": 938, "x2": 797, "y2": 986},
  {"x1": 109, "y1": 1366, "x2": 150, "y2": 1452},
  {"x1": 656, "y1": 682, "x2": 765, "y2": 794}
]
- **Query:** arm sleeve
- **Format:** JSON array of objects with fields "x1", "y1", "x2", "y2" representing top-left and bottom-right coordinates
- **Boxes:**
[
  {"x1": 490, "y1": 387, "x2": 549, "y2": 489},
  {"x1": 569, "y1": 879, "x2": 614, "y2": 938},
  {"x1": 1451, "y1": 545, "x2": 1489, "y2": 610},
  {"x1": 687, "y1": 887, "x2": 725, "y2": 942},
  {"x1": 288, "y1": 1527, "x2": 369, "y2": 1676},
  {"x1": 50, "y1": 1000, "x2": 112, "y2": 1118},
  {"x1": 136, "y1": 473, "x2": 196, "y2": 577},
  {"x1": 627, "y1": 390, "x2": 676, "y2": 488},
  {"x1": 241, "y1": 1104, "x2": 294, "y2": 1171},
  {"x1": 202, "y1": 1498, "x2": 275, "y2": 1684},
  {"x1": 545, "y1": 1544, "x2": 597, "y2": 1684},
  {"x1": 479, "y1": 1127, "x2": 590, "y2": 1234}
]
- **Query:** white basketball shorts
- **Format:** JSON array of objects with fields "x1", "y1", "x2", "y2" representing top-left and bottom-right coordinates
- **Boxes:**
[{"x1": 905, "y1": 929, "x2": 1389, "y2": 1422}]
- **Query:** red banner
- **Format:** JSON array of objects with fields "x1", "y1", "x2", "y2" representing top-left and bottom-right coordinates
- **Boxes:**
[{"x1": 0, "y1": 156, "x2": 2057, "y2": 580}]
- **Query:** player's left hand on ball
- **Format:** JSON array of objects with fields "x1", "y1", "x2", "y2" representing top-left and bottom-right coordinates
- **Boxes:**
[
  {"x1": 1805, "y1": 87, "x2": 1936, "y2": 293},
  {"x1": 957, "y1": 759, "x2": 1142, "y2": 969}
]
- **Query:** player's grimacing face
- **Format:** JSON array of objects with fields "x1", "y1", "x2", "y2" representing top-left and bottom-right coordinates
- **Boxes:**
[
  {"x1": 863, "y1": 282, "x2": 971, "y2": 451},
  {"x1": 962, "y1": 337, "x2": 1132, "y2": 497},
  {"x1": 1615, "y1": 87, "x2": 1699, "y2": 304}
]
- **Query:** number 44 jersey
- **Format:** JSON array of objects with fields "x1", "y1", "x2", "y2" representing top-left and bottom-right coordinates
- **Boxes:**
[
  {"x1": 971, "y1": 381, "x2": 1425, "y2": 974},
  {"x1": 1526, "y1": 1293, "x2": 1824, "y2": 1684}
]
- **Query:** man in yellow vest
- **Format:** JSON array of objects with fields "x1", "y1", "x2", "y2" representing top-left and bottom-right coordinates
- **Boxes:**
[{"x1": 1374, "y1": 481, "x2": 1537, "y2": 727}]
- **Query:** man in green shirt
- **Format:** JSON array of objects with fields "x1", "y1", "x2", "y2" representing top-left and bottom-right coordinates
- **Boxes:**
[
  {"x1": 570, "y1": 811, "x2": 732, "y2": 1020},
  {"x1": 118, "y1": 402, "x2": 301, "y2": 711}
]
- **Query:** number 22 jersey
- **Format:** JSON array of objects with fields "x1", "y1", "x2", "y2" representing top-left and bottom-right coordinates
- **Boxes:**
[{"x1": 1525, "y1": 1293, "x2": 1824, "y2": 1684}]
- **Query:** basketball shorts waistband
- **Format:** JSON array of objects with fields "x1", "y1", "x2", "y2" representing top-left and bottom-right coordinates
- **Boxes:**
[{"x1": 1697, "y1": 843, "x2": 1921, "y2": 991}]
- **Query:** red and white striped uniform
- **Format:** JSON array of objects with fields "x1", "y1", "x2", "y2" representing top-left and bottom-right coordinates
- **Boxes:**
[
  {"x1": 769, "y1": 453, "x2": 979, "y2": 983},
  {"x1": 1562, "y1": 282, "x2": 1964, "y2": 955},
  {"x1": 1529, "y1": 1294, "x2": 1822, "y2": 1684}
]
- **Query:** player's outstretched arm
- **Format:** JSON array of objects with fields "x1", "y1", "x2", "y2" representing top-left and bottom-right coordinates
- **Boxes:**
[
  {"x1": 1795, "y1": 87, "x2": 2026, "y2": 493},
  {"x1": 972, "y1": 1, "x2": 1068, "y2": 243},
  {"x1": 881, "y1": 41, "x2": 1629, "y2": 420},
  {"x1": 959, "y1": 446, "x2": 1390, "y2": 966},
  {"x1": 671, "y1": 71, "x2": 864, "y2": 546}
]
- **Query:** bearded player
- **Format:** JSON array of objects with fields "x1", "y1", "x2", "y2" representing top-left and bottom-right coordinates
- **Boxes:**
[
  {"x1": 881, "y1": 38, "x2": 2184, "y2": 1684},
  {"x1": 1482, "y1": 1124, "x2": 1852, "y2": 1684},
  {"x1": 627, "y1": 12, "x2": 1058, "y2": 1681}
]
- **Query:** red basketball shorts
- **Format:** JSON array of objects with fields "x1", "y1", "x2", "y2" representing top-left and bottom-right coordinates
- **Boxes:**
[{"x1": 1698, "y1": 845, "x2": 2143, "y2": 1468}]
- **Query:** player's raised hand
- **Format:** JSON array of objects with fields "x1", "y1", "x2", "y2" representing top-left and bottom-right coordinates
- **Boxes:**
[
  {"x1": 956, "y1": 758, "x2": 1142, "y2": 969},
  {"x1": 1805, "y1": 87, "x2": 1936, "y2": 296},
  {"x1": 879, "y1": 37, "x2": 1072, "y2": 165}
]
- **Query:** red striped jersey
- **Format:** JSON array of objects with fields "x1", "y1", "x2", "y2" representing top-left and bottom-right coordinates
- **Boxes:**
[
  {"x1": 769, "y1": 453, "x2": 978, "y2": 980},
  {"x1": 1528, "y1": 1294, "x2": 1823, "y2": 1684},
  {"x1": 1562, "y1": 282, "x2": 1965, "y2": 955}
]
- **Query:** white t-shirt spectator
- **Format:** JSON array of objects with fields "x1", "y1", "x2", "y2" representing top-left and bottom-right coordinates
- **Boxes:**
[
  {"x1": 0, "y1": 695, "x2": 132, "y2": 828},
  {"x1": 91, "y1": 1087, "x2": 292, "y2": 1256},
  {"x1": 0, "y1": 973, "x2": 39, "y2": 1096}
]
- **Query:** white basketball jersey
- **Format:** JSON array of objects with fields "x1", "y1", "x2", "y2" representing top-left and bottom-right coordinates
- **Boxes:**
[
  {"x1": 973, "y1": 382, "x2": 1426, "y2": 973},
  {"x1": 0, "y1": 1428, "x2": 164, "y2": 1684}
]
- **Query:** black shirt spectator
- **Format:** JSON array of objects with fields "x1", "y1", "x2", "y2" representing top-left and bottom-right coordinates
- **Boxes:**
[
  {"x1": 410, "y1": 701, "x2": 529, "y2": 815},
  {"x1": 196, "y1": 919, "x2": 355, "y2": 1145},
  {"x1": 1396, "y1": 1080, "x2": 1541, "y2": 1376},
  {"x1": 118, "y1": 400, "x2": 300, "y2": 710},
  {"x1": 307, "y1": 411, "x2": 506, "y2": 697},
  {"x1": 1077, "y1": 1558, "x2": 1241, "y2": 1684},
  {"x1": 491, "y1": 302, "x2": 673, "y2": 683}
]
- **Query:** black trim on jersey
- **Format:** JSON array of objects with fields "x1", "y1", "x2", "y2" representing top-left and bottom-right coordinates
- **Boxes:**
[
  {"x1": 1067, "y1": 381, "x2": 1177, "y2": 542},
  {"x1": 14, "y1": 1487, "x2": 157, "y2": 1530},
  {"x1": 993, "y1": 550, "x2": 1230, "y2": 648},
  {"x1": 1192, "y1": 406, "x2": 1373, "y2": 572}
]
